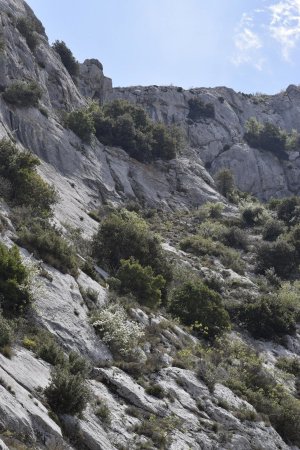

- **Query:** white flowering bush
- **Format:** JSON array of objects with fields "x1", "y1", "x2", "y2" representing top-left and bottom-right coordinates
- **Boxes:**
[{"x1": 92, "y1": 304, "x2": 144, "y2": 357}]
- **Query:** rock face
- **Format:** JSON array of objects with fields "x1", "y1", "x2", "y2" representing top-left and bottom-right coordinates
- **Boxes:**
[{"x1": 0, "y1": 1, "x2": 300, "y2": 450}]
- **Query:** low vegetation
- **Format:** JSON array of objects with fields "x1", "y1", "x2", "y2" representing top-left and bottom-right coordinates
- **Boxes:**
[
  {"x1": 244, "y1": 118, "x2": 299, "y2": 159},
  {"x1": 52, "y1": 40, "x2": 79, "y2": 77},
  {"x1": 3, "y1": 81, "x2": 42, "y2": 107},
  {"x1": 65, "y1": 100, "x2": 183, "y2": 161}
]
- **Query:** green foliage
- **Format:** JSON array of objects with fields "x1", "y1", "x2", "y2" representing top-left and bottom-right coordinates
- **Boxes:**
[
  {"x1": 256, "y1": 240, "x2": 296, "y2": 277},
  {"x1": 95, "y1": 400, "x2": 111, "y2": 425},
  {"x1": 244, "y1": 118, "x2": 298, "y2": 159},
  {"x1": 145, "y1": 383, "x2": 166, "y2": 399},
  {"x1": 16, "y1": 17, "x2": 38, "y2": 51},
  {"x1": 3, "y1": 81, "x2": 42, "y2": 107},
  {"x1": 65, "y1": 109, "x2": 95, "y2": 143},
  {"x1": 276, "y1": 197, "x2": 300, "y2": 225},
  {"x1": 134, "y1": 414, "x2": 181, "y2": 449},
  {"x1": 93, "y1": 209, "x2": 172, "y2": 281},
  {"x1": 45, "y1": 367, "x2": 89, "y2": 415},
  {"x1": 180, "y1": 235, "x2": 245, "y2": 274},
  {"x1": 262, "y1": 219, "x2": 286, "y2": 241},
  {"x1": 17, "y1": 221, "x2": 79, "y2": 276},
  {"x1": 215, "y1": 169, "x2": 235, "y2": 198},
  {"x1": 52, "y1": 40, "x2": 79, "y2": 77},
  {"x1": 0, "y1": 139, "x2": 57, "y2": 216},
  {"x1": 67, "y1": 100, "x2": 182, "y2": 161},
  {"x1": 221, "y1": 226, "x2": 248, "y2": 250},
  {"x1": 0, "y1": 314, "x2": 13, "y2": 354},
  {"x1": 38, "y1": 339, "x2": 65, "y2": 366},
  {"x1": 169, "y1": 281, "x2": 230, "y2": 339},
  {"x1": 115, "y1": 258, "x2": 166, "y2": 308},
  {"x1": 276, "y1": 356, "x2": 300, "y2": 377},
  {"x1": 241, "y1": 205, "x2": 264, "y2": 227},
  {"x1": 238, "y1": 294, "x2": 298, "y2": 339},
  {"x1": 0, "y1": 243, "x2": 31, "y2": 314},
  {"x1": 187, "y1": 98, "x2": 215, "y2": 120}
]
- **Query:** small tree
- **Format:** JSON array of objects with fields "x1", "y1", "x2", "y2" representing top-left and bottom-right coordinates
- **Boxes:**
[
  {"x1": 215, "y1": 169, "x2": 235, "y2": 198},
  {"x1": 0, "y1": 243, "x2": 31, "y2": 314},
  {"x1": 256, "y1": 240, "x2": 296, "y2": 277},
  {"x1": 169, "y1": 281, "x2": 230, "y2": 339},
  {"x1": 66, "y1": 109, "x2": 95, "y2": 143},
  {"x1": 115, "y1": 258, "x2": 166, "y2": 308},
  {"x1": 52, "y1": 40, "x2": 79, "y2": 77},
  {"x1": 45, "y1": 367, "x2": 89, "y2": 415},
  {"x1": 3, "y1": 81, "x2": 42, "y2": 107}
]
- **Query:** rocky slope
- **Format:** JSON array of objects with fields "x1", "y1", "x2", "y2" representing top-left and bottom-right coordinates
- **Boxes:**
[{"x1": 0, "y1": 1, "x2": 300, "y2": 450}]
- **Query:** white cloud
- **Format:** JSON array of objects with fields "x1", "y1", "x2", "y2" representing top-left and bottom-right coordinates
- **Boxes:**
[
  {"x1": 232, "y1": 0, "x2": 300, "y2": 69},
  {"x1": 232, "y1": 14, "x2": 265, "y2": 70},
  {"x1": 269, "y1": 0, "x2": 300, "y2": 60}
]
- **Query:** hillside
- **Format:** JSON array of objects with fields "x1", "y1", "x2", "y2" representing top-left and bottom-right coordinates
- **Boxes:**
[{"x1": 0, "y1": 1, "x2": 300, "y2": 450}]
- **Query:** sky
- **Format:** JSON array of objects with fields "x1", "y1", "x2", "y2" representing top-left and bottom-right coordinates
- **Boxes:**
[{"x1": 25, "y1": 0, "x2": 300, "y2": 94}]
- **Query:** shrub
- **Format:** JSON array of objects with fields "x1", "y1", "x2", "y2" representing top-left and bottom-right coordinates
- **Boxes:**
[
  {"x1": 65, "y1": 109, "x2": 95, "y2": 143},
  {"x1": 0, "y1": 314, "x2": 13, "y2": 353},
  {"x1": 256, "y1": 240, "x2": 296, "y2": 277},
  {"x1": 0, "y1": 243, "x2": 31, "y2": 314},
  {"x1": 238, "y1": 294, "x2": 298, "y2": 339},
  {"x1": 180, "y1": 235, "x2": 245, "y2": 274},
  {"x1": 0, "y1": 139, "x2": 57, "y2": 216},
  {"x1": 38, "y1": 339, "x2": 65, "y2": 366},
  {"x1": 91, "y1": 99, "x2": 182, "y2": 162},
  {"x1": 187, "y1": 98, "x2": 215, "y2": 120},
  {"x1": 244, "y1": 118, "x2": 296, "y2": 159},
  {"x1": 241, "y1": 205, "x2": 264, "y2": 227},
  {"x1": 92, "y1": 303, "x2": 144, "y2": 357},
  {"x1": 221, "y1": 226, "x2": 248, "y2": 250},
  {"x1": 52, "y1": 40, "x2": 79, "y2": 77},
  {"x1": 276, "y1": 356, "x2": 300, "y2": 377},
  {"x1": 17, "y1": 221, "x2": 79, "y2": 276},
  {"x1": 169, "y1": 281, "x2": 231, "y2": 339},
  {"x1": 3, "y1": 81, "x2": 42, "y2": 107},
  {"x1": 45, "y1": 367, "x2": 89, "y2": 415},
  {"x1": 215, "y1": 169, "x2": 235, "y2": 198},
  {"x1": 262, "y1": 219, "x2": 286, "y2": 241},
  {"x1": 277, "y1": 197, "x2": 300, "y2": 225},
  {"x1": 145, "y1": 383, "x2": 166, "y2": 399},
  {"x1": 16, "y1": 17, "x2": 38, "y2": 51},
  {"x1": 95, "y1": 400, "x2": 111, "y2": 425},
  {"x1": 114, "y1": 258, "x2": 166, "y2": 308},
  {"x1": 92, "y1": 209, "x2": 172, "y2": 282}
]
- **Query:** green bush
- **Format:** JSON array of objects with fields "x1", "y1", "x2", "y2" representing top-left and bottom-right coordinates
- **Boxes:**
[
  {"x1": 169, "y1": 281, "x2": 230, "y2": 339},
  {"x1": 262, "y1": 219, "x2": 286, "y2": 241},
  {"x1": 241, "y1": 205, "x2": 264, "y2": 227},
  {"x1": 65, "y1": 109, "x2": 95, "y2": 143},
  {"x1": 256, "y1": 240, "x2": 296, "y2": 277},
  {"x1": 114, "y1": 258, "x2": 166, "y2": 308},
  {"x1": 0, "y1": 243, "x2": 31, "y2": 314},
  {"x1": 52, "y1": 40, "x2": 79, "y2": 77},
  {"x1": 215, "y1": 169, "x2": 235, "y2": 198},
  {"x1": 0, "y1": 314, "x2": 13, "y2": 353},
  {"x1": 69, "y1": 100, "x2": 182, "y2": 161},
  {"x1": 3, "y1": 81, "x2": 42, "y2": 107},
  {"x1": 145, "y1": 383, "x2": 166, "y2": 399},
  {"x1": 187, "y1": 98, "x2": 215, "y2": 120},
  {"x1": 238, "y1": 294, "x2": 298, "y2": 339},
  {"x1": 276, "y1": 356, "x2": 300, "y2": 377},
  {"x1": 45, "y1": 367, "x2": 89, "y2": 415},
  {"x1": 244, "y1": 118, "x2": 297, "y2": 159},
  {"x1": 16, "y1": 17, "x2": 38, "y2": 51},
  {"x1": 277, "y1": 197, "x2": 300, "y2": 225},
  {"x1": 221, "y1": 226, "x2": 248, "y2": 250},
  {"x1": 0, "y1": 139, "x2": 57, "y2": 216},
  {"x1": 17, "y1": 221, "x2": 79, "y2": 276},
  {"x1": 93, "y1": 209, "x2": 172, "y2": 281},
  {"x1": 180, "y1": 235, "x2": 245, "y2": 274}
]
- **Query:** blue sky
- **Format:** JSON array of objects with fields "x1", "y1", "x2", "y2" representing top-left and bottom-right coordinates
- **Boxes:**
[{"x1": 26, "y1": 0, "x2": 300, "y2": 94}]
